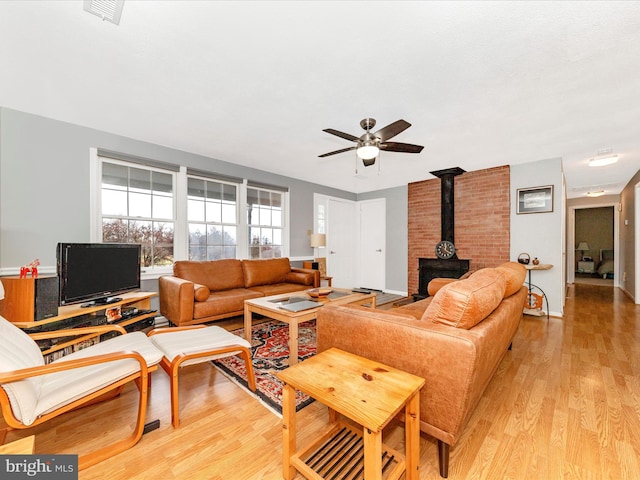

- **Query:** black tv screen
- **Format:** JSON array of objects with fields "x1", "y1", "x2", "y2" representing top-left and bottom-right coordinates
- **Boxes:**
[{"x1": 57, "y1": 243, "x2": 141, "y2": 306}]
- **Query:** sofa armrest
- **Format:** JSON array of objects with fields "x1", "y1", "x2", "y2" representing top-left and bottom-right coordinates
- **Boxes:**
[
  {"x1": 289, "y1": 268, "x2": 320, "y2": 288},
  {"x1": 159, "y1": 276, "x2": 196, "y2": 326}
]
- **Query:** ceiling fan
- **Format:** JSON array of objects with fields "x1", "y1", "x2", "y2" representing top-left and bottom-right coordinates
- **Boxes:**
[{"x1": 319, "y1": 118, "x2": 424, "y2": 167}]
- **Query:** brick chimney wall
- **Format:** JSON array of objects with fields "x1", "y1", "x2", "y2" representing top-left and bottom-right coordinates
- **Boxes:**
[{"x1": 407, "y1": 165, "x2": 511, "y2": 295}]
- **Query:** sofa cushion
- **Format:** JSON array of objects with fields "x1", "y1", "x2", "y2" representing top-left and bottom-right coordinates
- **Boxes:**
[
  {"x1": 424, "y1": 268, "x2": 506, "y2": 329},
  {"x1": 174, "y1": 259, "x2": 244, "y2": 292},
  {"x1": 495, "y1": 262, "x2": 527, "y2": 297},
  {"x1": 242, "y1": 258, "x2": 291, "y2": 287}
]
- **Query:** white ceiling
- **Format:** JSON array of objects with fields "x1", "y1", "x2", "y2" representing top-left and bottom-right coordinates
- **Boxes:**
[{"x1": 1, "y1": 1, "x2": 639, "y2": 197}]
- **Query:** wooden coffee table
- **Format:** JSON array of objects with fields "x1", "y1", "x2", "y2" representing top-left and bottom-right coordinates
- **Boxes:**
[
  {"x1": 243, "y1": 288, "x2": 375, "y2": 366},
  {"x1": 277, "y1": 348, "x2": 425, "y2": 480}
]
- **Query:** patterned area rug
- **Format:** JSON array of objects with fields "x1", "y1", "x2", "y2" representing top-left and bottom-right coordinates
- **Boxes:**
[{"x1": 212, "y1": 320, "x2": 316, "y2": 416}]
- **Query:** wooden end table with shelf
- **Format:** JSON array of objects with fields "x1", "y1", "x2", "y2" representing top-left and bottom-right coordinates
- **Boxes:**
[{"x1": 277, "y1": 347, "x2": 425, "y2": 480}]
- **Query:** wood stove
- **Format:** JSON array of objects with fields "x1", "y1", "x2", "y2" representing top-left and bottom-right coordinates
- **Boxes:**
[{"x1": 414, "y1": 167, "x2": 470, "y2": 299}]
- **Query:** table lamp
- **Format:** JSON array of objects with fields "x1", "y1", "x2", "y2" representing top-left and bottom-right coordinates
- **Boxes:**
[
  {"x1": 576, "y1": 242, "x2": 590, "y2": 261},
  {"x1": 310, "y1": 234, "x2": 326, "y2": 277}
]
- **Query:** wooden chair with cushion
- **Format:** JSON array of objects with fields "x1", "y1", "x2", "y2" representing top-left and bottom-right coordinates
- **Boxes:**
[{"x1": 0, "y1": 314, "x2": 164, "y2": 470}]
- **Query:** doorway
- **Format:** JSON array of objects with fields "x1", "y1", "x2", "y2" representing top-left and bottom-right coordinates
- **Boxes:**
[{"x1": 568, "y1": 204, "x2": 618, "y2": 286}]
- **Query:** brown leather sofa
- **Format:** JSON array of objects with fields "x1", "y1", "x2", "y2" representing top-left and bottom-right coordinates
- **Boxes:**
[
  {"x1": 317, "y1": 262, "x2": 527, "y2": 478},
  {"x1": 159, "y1": 258, "x2": 320, "y2": 327}
]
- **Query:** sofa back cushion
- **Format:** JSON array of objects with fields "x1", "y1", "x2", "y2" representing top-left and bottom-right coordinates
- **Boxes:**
[
  {"x1": 242, "y1": 258, "x2": 291, "y2": 287},
  {"x1": 424, "y1": 268, "x2": 506, "y2": 329},
  {"x1": 495, "y1": 262, "x2": 527, "y2": 297},
  {"x1": 173, "y1": 259, "x2": 244, "y2": 291}
]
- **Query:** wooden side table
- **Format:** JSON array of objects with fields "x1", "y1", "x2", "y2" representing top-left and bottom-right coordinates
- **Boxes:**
[{"x1": 277, "y1": 348, "x2": 425, "y2": 480}]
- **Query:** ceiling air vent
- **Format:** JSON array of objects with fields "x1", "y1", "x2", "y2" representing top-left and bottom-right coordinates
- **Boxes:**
[{"x1": 83, "y1": 0, "x2": 125, "y2": 25}]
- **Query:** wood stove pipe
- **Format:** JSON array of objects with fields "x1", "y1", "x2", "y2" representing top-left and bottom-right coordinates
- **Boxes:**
[{"x1": 429, "y1": 167, "x2": 466, "y2": 247}]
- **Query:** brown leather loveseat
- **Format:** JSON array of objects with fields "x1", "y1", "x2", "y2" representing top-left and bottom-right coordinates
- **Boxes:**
[
  {"x1": 159, "y1": 258, "x2": 320, "y2": 327},
  {"x1": 317, "y1": 262, "x2": 527, "y2": 478}
]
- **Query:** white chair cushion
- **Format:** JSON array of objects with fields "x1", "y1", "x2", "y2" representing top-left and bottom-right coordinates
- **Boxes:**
[
  {"x1": 149, "y1": 326, "x2": 251, "y2": 367},
  {"x1": 0, "y1": 315, "x2": 45, "y2": 425}
]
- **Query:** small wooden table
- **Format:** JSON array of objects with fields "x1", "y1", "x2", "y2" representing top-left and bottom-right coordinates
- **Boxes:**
[
  {"x1": 277, "y1": 348, "x2": 425, "y2": 480},
  {"x1": 244, "y1": 288, "x2": 375, "y2": 366}
]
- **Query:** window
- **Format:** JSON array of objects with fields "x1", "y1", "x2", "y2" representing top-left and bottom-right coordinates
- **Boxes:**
[
  {"x1": 100, "y1": 160, "x2": 175, "y2": 269},
  {"x1": 247, "y1": 187, "x2": 284, "y2": 259},
  {"x1": 93, "y1": 149, "x2": 289, "y2": 272},
  {"x1": 187, "y1": 176, "x2": 238, "y2": 260}
]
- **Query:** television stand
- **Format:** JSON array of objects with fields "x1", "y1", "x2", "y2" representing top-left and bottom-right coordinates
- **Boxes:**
[
  {"x1": 2, "y1": 291, "x2": 158, "y2": 363},
  {"x1": 81, "y1": 296, "x2": 122, "y2": 308}
]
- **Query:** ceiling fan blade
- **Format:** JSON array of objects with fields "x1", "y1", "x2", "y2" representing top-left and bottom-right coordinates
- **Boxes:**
[
  {"x1": 380, "y1": 142, "x2": 424, "y2": 154},
  {"x1": 373, "y1": 120, "x2": 411, "y2": 142},
  {"x1": 323, "y1": 128, "x2": 360, "y2": 142},
  {"x1": 319, "y1": 146, "x2": 357, "y2": 158}
]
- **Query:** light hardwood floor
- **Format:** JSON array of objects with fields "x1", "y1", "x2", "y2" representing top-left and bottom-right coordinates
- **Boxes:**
[{"x1": 2, "y1": 283, "x2": 639, "y2": 479}]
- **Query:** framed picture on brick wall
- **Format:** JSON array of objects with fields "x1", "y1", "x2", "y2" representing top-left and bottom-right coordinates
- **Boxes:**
[{"x1": 517, "y1": 185, "x2": 553, "y2": 214}]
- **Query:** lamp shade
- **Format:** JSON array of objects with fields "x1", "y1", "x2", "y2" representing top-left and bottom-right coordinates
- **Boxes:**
[
  {"x1": 310, "y1": 233, "x2": 326, "y2": 248},
  {"x1": 576, "y1": 242, "x2": 590, "y2": 252}
]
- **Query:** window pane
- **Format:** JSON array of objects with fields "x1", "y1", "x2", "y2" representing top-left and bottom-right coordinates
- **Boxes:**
[
  {"x1": 102, "y1": 189, "x2": 127, "y2": 216},
  {"x1": 102, "y1": 163, "x2": 128, "y2": 189},
  {"x1": 153, "y1": 194, "x2": 173, "y2": 220},
  {"x1": 272, "y1": 208, "x2": 282, "y2": 227},
  {"x1": 152, "y1": 171, "x2": 173, "y2": 194},
  {"x1": 130, "y1": 167, "x2": 151, "y2": 192},
  {"x1": 102, "y1": 218, "x2": 128, "y2": 242},
  {"x1": 224, "y1": 226, "x2": 237, "y2": 245},
  {"x1": 189, "y1": 245, "x2": 206, "y2": 261},
  {"x1": 206, "y1": 200, "x2": 222, "y2": 223},
  {"x1": 208, "y1": 225, "x2": 223, "y2": 246},
  {"x1": 206, "y1": 181, "x2": 222, "y2": 200},
  {"x1": 223, "y1": 184, "x2": 236, "y2": 201},
  {"x1": 129, "y1": 192, "x2": 152, "y2": 218},
  {"x1": 221, "y1": 202, "x2": 236, "y2": 223},
  {"x1": 188, "y1": 178, "x2": 205, "y2": 198},
  {"x1": 273, "y1": 229, "x2": 282, "y2": 245},
  {"x1": 188, "y1": 198, "x2": 205, "y2": 222}
]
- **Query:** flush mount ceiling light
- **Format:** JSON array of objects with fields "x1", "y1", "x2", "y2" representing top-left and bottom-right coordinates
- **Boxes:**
[
  {"x1": 587, "y1": 190, "x2": 606, "y2": 197},
  {"x1": 83, "y1": 0, "x2": 125, "y2": 25},
  {"x1": 589, "y1": 155, "x2": 618, "y2": 167}
]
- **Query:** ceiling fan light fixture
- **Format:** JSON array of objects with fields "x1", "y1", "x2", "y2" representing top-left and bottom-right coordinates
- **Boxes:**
[
  {"x1": 356, "y1": 143, "x2": 379, "y2": 160},
  {"x1": 589, "y1": 155, "x2": 618, "y2": 167}
]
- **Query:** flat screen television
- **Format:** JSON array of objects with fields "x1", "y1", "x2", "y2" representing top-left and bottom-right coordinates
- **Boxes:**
[{"x1": 57, "y1": 243, "x2": 141, "y2": 306}]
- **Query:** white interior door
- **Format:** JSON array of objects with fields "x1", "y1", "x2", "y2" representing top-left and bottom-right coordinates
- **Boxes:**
[
  {"x1": 327, "y1": 198, "x2": 357, "y2": 288},
  {"x1": 358, "y1": 199, "x2": 386, "y2": 290}
]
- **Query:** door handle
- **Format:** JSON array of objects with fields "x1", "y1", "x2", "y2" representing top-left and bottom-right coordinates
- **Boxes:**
[
  {"x1": 330, "y1": 250, "x2": 336, "y2": 254},
  {"x1": 376, "y1": 249, "x2": 382, "y2": 252}
]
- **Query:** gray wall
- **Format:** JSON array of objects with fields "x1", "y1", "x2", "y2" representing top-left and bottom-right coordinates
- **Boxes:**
[{"x1": 0, "y1": 107, "x2": 355, "y2": 273}]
